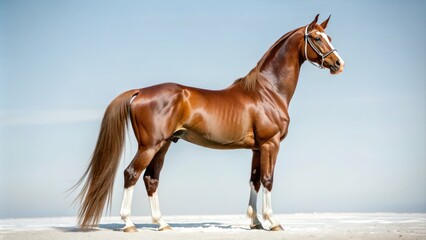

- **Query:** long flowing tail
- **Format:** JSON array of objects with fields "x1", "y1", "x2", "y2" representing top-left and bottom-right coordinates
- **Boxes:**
[{"x1": 74, "y1": 89, "x2": 139, "y2": 229}]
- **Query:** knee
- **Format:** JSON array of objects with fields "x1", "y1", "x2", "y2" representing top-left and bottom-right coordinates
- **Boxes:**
[
  {"x1": 124, "y1": 168, "x2": 139, "y2": 188},
  {"x1": 261, "y1": 175, "x2": 273, "y2": 191},
  {"x1": 250, "y1": 179, "x2": 261, "y2": 192},
  {"x1": 143, "y1": 175, "x2": 159, "y2": 196}
]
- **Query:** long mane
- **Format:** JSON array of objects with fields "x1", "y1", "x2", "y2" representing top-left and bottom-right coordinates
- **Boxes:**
[{"x1": 235, "y1": 27, "x2": 302, "y2": 91}]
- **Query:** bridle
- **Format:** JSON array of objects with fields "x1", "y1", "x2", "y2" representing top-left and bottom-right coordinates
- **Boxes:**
[{"x1": 304, "y1": 25, "x2": 337, "y2": 69}]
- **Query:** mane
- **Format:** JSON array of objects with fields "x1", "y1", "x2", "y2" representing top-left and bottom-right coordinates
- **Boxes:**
[{"x1": 235, "y1": 27, "x2": 302, "y2": 91}]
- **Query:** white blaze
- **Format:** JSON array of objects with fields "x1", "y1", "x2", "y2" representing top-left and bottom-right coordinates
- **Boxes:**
[{"x1": 317, "y1": 31, "x2": 345, "y2": 66}]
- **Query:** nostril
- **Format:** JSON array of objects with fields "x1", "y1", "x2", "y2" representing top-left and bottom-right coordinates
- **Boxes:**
[{"x1": 335, "y1": 60, "x2": 341, "y2": 67}]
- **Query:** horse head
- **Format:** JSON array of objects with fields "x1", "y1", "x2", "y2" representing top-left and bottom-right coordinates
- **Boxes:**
[{"x1": 304, "y1": 14, "x2": 345, "y2": 74}]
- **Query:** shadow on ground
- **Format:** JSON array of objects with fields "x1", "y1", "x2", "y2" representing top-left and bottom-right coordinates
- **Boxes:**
[{"x1": 55, "y1": 222, "x2": 246, "y2": 232}]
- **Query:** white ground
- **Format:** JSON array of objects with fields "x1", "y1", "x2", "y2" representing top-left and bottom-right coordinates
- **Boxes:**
[{"x1": 1, "y1": 213, "x2": 425, "y2": 240}]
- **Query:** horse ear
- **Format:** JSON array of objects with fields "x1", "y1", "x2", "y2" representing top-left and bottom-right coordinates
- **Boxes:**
[
  {"x1": 308, "y1": 14, "x2": 320, "y2": 30},
  {"x1": 320, "y1": 15, "x2": 331, "y2": 30}
]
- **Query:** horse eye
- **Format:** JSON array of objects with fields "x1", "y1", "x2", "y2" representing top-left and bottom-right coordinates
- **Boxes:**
[{"x1": 315, "y1": 37, "x2": 321, "y2": 41}]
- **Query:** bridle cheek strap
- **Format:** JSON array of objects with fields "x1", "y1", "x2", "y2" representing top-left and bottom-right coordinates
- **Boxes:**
[{"x1": 304, "y1": 25, "x2": 337, "y2": 69}]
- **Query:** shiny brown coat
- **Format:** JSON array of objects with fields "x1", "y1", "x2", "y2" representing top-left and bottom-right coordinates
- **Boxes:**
[{"x1": 75, "y1": 15, "x2": 344, "y2": 229}]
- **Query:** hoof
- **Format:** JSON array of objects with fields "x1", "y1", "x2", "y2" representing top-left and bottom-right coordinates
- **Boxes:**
[
  {"x1": 250, "y1": 223, "x2": 265, "y2": 230},
  {"x1": 123, "y1": 226, "x2": 138, "y2": 232},
  {"x1": 159, "y1": 225, "x2": 172, "y2": 231},
  {"x1": 270, "y1": 224, "x2": 284, "y2": 231}
]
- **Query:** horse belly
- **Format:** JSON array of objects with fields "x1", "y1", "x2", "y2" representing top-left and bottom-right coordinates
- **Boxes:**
[
  {"x1": 179, "y1": 131, "x2": 255, "y2": 149},
  {"x1": 175, "y1": 122, "x2": 255, "y2": 150}
]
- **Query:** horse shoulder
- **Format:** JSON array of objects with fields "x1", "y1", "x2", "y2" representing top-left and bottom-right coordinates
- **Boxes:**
[{"x1": 250, "y1": 92, "x2": 290, "y2": 144}]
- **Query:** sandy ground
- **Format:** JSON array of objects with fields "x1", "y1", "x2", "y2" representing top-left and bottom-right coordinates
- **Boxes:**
[{"x1": 1, "y1": 213, "x2": 425, "y2": 240}]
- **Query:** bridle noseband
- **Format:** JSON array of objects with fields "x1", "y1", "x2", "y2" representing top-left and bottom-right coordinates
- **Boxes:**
[{"x1": 304, "y1": 25, "x2": 337, "y2": 69}]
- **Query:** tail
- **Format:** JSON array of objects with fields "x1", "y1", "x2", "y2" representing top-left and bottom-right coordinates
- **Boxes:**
[{"x1": 74, "y1": 89, "x2": 139, "y2": 229}]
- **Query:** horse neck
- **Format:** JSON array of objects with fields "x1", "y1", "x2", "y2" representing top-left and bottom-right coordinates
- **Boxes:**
[{"x1": 258, "y1": 30, "x2": 304, "y2": 105}]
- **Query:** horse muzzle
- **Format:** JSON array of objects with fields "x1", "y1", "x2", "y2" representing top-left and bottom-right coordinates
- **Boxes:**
[{"x1": 330, "y1": 58, "x2": 344, "y2": 75}]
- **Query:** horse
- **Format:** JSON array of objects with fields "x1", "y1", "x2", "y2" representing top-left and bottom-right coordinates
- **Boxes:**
[{"x1": 74, "y1": 14, "x2": 344, "y2": 232}]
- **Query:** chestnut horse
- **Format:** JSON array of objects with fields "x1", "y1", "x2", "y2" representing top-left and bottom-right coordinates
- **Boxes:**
[{"x1": 75, "y1": 15, "x2": 344, "y2": 231}]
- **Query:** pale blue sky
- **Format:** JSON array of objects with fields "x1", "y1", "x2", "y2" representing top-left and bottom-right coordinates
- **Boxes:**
[{"x1": 1, "y1": 0, "x2": 425, "y2": 219}]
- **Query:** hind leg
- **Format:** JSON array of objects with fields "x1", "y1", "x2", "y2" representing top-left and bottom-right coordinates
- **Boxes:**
[
  {"x1": 120, "y1": 147, "x2": 158, "y2": 232},
  {"x1": 144, "y1": 141, "x2": 172, "y2": 231}
]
